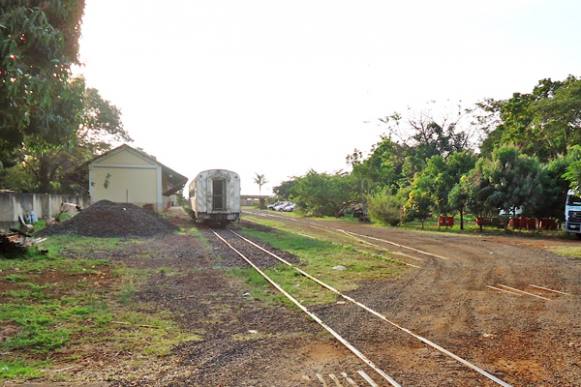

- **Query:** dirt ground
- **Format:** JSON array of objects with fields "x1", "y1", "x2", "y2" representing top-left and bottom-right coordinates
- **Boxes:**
[
  {"x1": 8, "y1": 208, "x2": 579, "y2": 386},
  {"x1": 241, "y1": 209, "x2": 581, "y2": 386},
  {"x1": 67, "y1": 226, "x2": 371, "y2": 386}
]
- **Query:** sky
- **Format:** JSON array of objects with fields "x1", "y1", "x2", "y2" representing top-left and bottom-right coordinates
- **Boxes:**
[{"x1": 76, "y1": 0, "x2": 581, "y2": 195}]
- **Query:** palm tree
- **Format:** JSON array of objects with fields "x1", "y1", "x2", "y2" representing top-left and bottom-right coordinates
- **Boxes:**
[{"x1": 254, "y1": 173, "x2": 268, "y2": 194}]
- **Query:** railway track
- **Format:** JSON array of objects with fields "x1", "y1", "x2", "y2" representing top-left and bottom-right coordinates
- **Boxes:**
[
  {"x1": 243, "y1": 210, "x2": 427, "y2": 268},
  {"x1": 210, "y1": 227, "x2": 512, "y2": 386}
]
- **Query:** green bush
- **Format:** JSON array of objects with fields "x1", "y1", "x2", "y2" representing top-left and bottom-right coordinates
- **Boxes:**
[{"x1": 367, "y1": 192, "x2": 401, "y2": 226}]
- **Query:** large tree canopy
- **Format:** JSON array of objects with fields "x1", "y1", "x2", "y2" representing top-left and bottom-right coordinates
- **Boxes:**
[
  {"x1": 0, "y1": 1, "x2": 129, "y2": 193},
  {"x1": 480, "y1": 76, "x2": 581, "y2": 161},
  {"x1": 0, "y1": 0, "x2": 85, "y2": 168}
]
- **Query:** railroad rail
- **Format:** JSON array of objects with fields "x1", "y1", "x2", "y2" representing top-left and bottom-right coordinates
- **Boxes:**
[
  {"x1": 244, "y1": 210, "x2": 450, "y2": 262},
  {"x1": 243, "y1": 210, "x2": 424, "y2": 268},
  {"x1": 488, "y1": 283, "x2": 570, "y2": 301},
  {"x1": 211, "y1": 227, "x2": 512, "y2": 387},
  {"x1": 210, "y1": 229, "x2": 402, "y2": 387}
]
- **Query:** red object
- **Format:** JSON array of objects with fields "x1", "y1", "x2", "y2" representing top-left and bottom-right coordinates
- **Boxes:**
[
  {"x1": 540, "y1": 218, "x2": 556, "y2": 230},
  {"x1": 539, "y1": 218, "x2": 557, "y2": 230},
  {"x1": 527, "y1": 218, "x2": 537, "y2": 230},
  {"x1": 476, "y1": 217, "x2": 483, "y2": 226},
  {"x1": 511, "y1": 217, "x2": 520, "y2": 229},
  {"x1": 447, "y1": 217, "x2": 454, "y2": 227},
  {"x1": 438, "y1": 216, "x2": 446, "y2": 226}
]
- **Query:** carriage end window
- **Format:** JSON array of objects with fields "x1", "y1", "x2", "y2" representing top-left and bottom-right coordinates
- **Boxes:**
[{"x1": 212, "y1": 179, "x2": 226, "y2": 210}]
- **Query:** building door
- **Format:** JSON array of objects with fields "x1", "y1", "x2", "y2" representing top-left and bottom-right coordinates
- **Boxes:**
[{"x1": 212, "y1": 179, "x2": 226, "y2": 211}]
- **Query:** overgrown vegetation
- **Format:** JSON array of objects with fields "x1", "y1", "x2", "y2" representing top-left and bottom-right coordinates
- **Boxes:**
[{"x1": 273, "y1": 76, "x2": 581, "y2": 232}]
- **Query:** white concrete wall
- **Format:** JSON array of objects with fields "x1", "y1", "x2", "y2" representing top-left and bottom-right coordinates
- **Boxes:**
[{"x1": 0, "y1": 192, "x2": 89, "y2": 230}]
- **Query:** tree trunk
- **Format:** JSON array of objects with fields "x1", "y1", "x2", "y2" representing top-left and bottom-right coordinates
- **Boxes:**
[
  {"x1": 421, "y1": 218, "x2": 425, "y2": 230},
  {"x1": 460, "y1": 208, "x2": 464, "y2": 230},
  {"x1": 38, "y1": 155, "x2": 51, "y2": 193}
]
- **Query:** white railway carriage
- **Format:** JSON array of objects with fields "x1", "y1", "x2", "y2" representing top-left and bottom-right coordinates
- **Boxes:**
[{"x1": 189, "y1": 169, "x2": 240, "y2": 225}]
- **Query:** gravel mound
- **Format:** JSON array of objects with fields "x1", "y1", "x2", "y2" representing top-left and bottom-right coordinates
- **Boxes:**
[{"x1": 40, "y1": 200, "x2": 177, "y2": 237}]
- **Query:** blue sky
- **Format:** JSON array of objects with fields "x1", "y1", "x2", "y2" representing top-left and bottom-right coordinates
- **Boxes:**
[{"x1": 77, "y1": 0, "x2": 581, "y2": 194}]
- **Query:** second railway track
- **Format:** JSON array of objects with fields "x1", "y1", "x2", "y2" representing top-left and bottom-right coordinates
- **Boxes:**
[{"x1": 209, "y1": 227, "x2": 512, "y2": 387}]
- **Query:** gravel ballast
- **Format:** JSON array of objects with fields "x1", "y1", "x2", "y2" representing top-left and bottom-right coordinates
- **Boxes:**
[{"x1": 40, "y1": 200, "x2": 177, "y2": 237}]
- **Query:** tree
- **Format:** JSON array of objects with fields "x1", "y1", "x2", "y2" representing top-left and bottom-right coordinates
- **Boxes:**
[
  {"x1": 380, "y1": 106, "x2": 474, "y2": 161},
  {"x1": 0, "y1": 1, "x2": 86, "y2": 169},
  {"x1": 409, "y1": 151, "x2": 476, "y2": 218},
  {"x1": 367, "y1": 190, "x2": 401, "y2": 226},
  {"x1": 1, "y1": 78, "x2": 129, "y2": 193},
  {"x1": 289, "y1": 170, "x2": 356, "y2": 216},
  {"x1": 0, "y1": 1, "x2": 126, "y2": 194},
  {"x1": 418, "y1": 155, "x2": 451, "y2": 216},
  {"x1": 538, "y1": 155, "x2": 572, "y2": 220},
  {"x1": 481, "y1": 146, "x2": 545, "y2": 225},
  {"x1": 254, "y1": 173, "x2": 268, "y2": 194},
  {"x1": 404, "y1": 174, "x2": 433, "y2": 229},
  {"x1": 273, "y1": 179, "x2": 296, "y2": 199},
  {"x1": 563, "y1": 145, "x2": 581, "y2": 192},
  {"x1": 530, "y1": 77, "x2": 581, "y2": 159},
  {"x1": 479, "y1": 76, "x2": 581, "y2": 161},
  {"x1": 347, "y1": 137, "x2": 406, "y2": 196},
  {"x1": 448, "y1": 176, "x2": 470, "y2": 230},
  {"x1": 464, "y1": 164, "x2": 496, "y2": 232}
]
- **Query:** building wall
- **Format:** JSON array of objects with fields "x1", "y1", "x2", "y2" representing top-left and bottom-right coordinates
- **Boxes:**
[
  {"x1": 91, "y1": 167, "x2": 158, "y2": 206},
  {"x1": 0, "y1": 192, "x2": 89, "y2": 230},
  {"x1": 89, "y1": 147, "x2": 162, "y2": 209}
]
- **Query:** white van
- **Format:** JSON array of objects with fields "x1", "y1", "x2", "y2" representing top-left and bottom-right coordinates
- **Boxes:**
[{"x1": 565, "y1": 189, "x2": 581, "y2": 239}]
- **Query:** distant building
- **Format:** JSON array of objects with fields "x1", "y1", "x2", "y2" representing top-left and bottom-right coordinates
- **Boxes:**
[
  {"x1": 240, "y1": 194, "x2": 272, "y2": 207},
  {"x1": 88, "y1": 144, "x2": 188, "y2": 211}
]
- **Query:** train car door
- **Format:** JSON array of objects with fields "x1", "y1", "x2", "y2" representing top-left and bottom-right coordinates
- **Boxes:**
[{"x1": 212, "y1": 178, "x2": 226, "y2": 211}]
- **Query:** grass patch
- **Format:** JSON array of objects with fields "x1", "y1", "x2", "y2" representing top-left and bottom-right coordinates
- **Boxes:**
[
  {"x1": 0, "y1": 235, "x2": 117, "y2": 274},
  {"x1": 103, "y1": 309, "x2": 203, "y2": 357},
  {"x1": 4, "y1": 274, "x2": 29, "y2": 283},
  {"x1": 0, "y1": 294, "x2": 112, "y2": 353},
  {"x1": 229, "y1": 227, "x2": 401, "y2": 306},
  {"x1": 0, "y1": 233, "x2": 203, "y2": 383},
  {"x1": 179, "y1": 225, "x2": 211, "y2": 251},
  {"x1": 32, "y1": 220, "x2": 47, "y2": 233},
  {"x1": 5, "y1": 283, "x2": 48, "y2": 301},
  {"x1": 0, "y1": 360, "x2": 46, "y2": 381},
  {"x1": 550, "y1": 245, "x2": 581, "y2": 258},
  {"x1": 0, "y1": 236, "x2": 122, "y2": 358}
]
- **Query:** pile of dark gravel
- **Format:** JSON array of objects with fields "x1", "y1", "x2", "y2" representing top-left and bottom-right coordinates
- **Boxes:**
[{"x1": 40, "y1": 200, "x2": 177, "y2": 237}]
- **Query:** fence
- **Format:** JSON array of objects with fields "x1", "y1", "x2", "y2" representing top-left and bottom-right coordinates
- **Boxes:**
[{"x1": 0, "y1": 192, "x2": 90, "y2": 230}]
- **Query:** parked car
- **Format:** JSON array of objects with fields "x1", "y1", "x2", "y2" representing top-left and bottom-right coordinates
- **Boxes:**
[
  {"x1": 280, "y1": 202, "x2": 296, "y2": 212},
  {"x1": 274, "y1": 201, "x2": 290, "y2": 211},
  {"x1": 268, "y1": 201, "x2": 284, "y2": 210}
]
